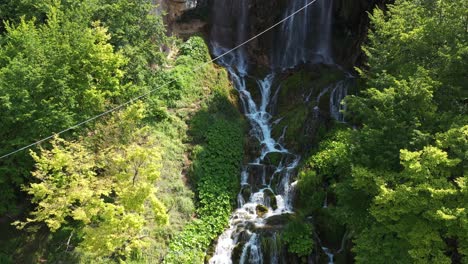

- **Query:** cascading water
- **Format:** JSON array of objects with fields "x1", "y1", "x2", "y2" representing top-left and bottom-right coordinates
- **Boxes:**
[
  {"x1": 329, "y1": 79, "x2": 350, "y2": 122},
  {"x1": 273, "y1": 0, "x2": 334, "y2": 69},
  {"x1": 211, "y1": 0, "x2": 249, "y2": 74},
  {"x1": 208, "y1": 64, "x2": 300, "y2": 263},
  {"x1": 322, "y1": 247, "x2": 335, "y2": 264},
  {"x1": 314, "y1": 78, "x2": 353, "y2": 122},
  {"x1": 239, "y1": 234, "x2": 263, "y2": 264},
  {"x1": 315, "y1": 0, "x2": 333, "y2": 62},
  {"x1": 185, "y1": 0, "x2": 198, "y2": 9},
  {"x1": 209, "y1": 0, "x2": 339, "y2": 263}
]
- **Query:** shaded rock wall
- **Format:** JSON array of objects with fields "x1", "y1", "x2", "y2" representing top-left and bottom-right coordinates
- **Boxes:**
[
  {"x1": 154, "y1": 0, "x2": 205, "y2": 38},
  {"x1": 161, "y1": 0, "x2": 393, "y2": 69},
  {"x1": 188, "y1": 0, "x2": 391, "y2": 70},
  {"x1": 332, "y1": 0, "x2": 393, "y2": 68}
]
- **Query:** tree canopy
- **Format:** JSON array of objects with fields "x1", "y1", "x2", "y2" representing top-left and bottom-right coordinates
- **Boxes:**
[
  {"x1": 15, "y1": 104, "x2": 168, "y2": 260},
  {"x1": 296, "y1": 0, "x2": 467, "y2": 262},
  {"x1": 0, "y1": 0, "x2": 168, "y2": 215}
]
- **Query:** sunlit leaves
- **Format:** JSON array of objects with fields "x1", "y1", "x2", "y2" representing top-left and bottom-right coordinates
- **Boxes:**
[
  {"x1": 296, "y1": 0, "x2": 467, "y2": 262},
  {"x1": 15, "y1": 104, "x2": 168, "y2": 260},
  {"x1": 165, "y1": 104, "x2": 244, "y2": 263},
  {"x1": 282, "y1": 220, "x2": 314, "y2": 257}
]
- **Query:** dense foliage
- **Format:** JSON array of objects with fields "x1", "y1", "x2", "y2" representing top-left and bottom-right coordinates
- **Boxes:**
[
  {"x1": 164, "y1": 86, "x2": 245, "y2": 263},
  {"x1": 1, "y1": 0, "x2": 465, "y2": 263},
  {"x1": 16, "y1": 104, "x2": 168, "y2": 261},
  {"x1": 0, "y1": 0, "x2": 167, "y2": 215},
  {"x1": 282, "y1": 219, "x2": 315, "y2": 257},
  {"x1": 0, "y1": 0, "x2": 243, "y2": 261},
  {"x1": 0, "y1": 9, "x2": 123, "y2": 214},
  {"x1": 297, "y1": 0, "x2": 467, "y2": 262}
]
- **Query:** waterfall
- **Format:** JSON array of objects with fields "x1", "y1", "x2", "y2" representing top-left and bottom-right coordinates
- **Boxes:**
[
  {"x1": 273, "y1": 0, "x2": 334, "y2": 69},
  {"x1": 322, "y1": 247, "x2": 335, "y2": 264},
  {"x1": 185, "y1": 0, "x2": 198, "y2": 9},
  {"x1": 316, "y1": 0, "x2": 333, "y2": 62},
  {"x1": 208, "y1": 66, "x2": 300, "y2": 263},
  {"x1": 239, "y1": 234, "x2": 263, "y2": 264},
  {"x1": 313, "y1": 78, "x2": 353, "y2": 123},
  {"x1": 329, "y1": 81, "x2": 347, "y2": 122},
  {"x1": 329, "y1": 78, "x2": 353, "y2": 122},
  {"x1": 211, "y1": 0, "x2": 249, "y2": 74},
  {"x1": 269, "y1": 233, "x2": 280, "y2": 264},
  {"x1": 209, "y1": 0, "x2": 340, "y2": 263}
]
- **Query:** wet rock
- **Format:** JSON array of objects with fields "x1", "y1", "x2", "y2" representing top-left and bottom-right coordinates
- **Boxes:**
[
  {"x1": 172, "y1": 19, "x2": 206, "y2": 39},
  {"x1": 263, "y1": 233, "x2": 291, "y2": 263},
  {"x1": 232, "y1": 241, "x2": 246, "y2": 263},
  {"x1": 264, "y1": 188, "x2": 278, "y2": 210},
  {"x1": 241, "y1": 185, "x2": 252, "y2": 202},
  {"x1": 256, "y1": 204, "x2": 269, "y2": 218},
  {"x1": 244, "y1": 164, "x2": 277, "y2": 190},
  {"x1": 264, "y1": 213, "x2": 294, "y2": 226},
  {"x1": 263, "y1": 152, "x2": 283, "y2": 166}
]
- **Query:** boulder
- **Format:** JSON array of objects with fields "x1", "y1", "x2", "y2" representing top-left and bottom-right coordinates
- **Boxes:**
[{"x1": 256, "y1": 204, "x2": 269, "y2": 218}]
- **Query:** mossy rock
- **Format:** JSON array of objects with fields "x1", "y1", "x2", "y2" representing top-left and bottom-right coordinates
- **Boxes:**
[
  {"x1": 263, "y1": 152, "x2": 298, "y2": 167},
  {"x1": 205, "y1": 245, "x2": 215, "y2": 263},
  {"x1": 244, "y1": 164, "x2": 277, "y2": 190},
  {"x1": 244, "y1": 136, "x2": 261, "y2": 161},
  {"x1": 275, "y1": 65, "x2": 343, "y2": 113},
  {"x1": 270, "y1": 65, "x2": 347, "y2": 153},
  {"x1": 272, "y1": 104, "x2": 310, "y2": 151},
  {"x1": 256, "y1": 204, "x2": 269, "y2": 218},
  {"x1": 264, "y1": 213, "x2": 295, "y2": 226},
  {"x1": 314, "y1": 208, "x2": 347, "y2": 251},
  {"x1": 269, "y1": 171, "x2": 282, "y2": 193},
  {"x1": 232, "y1": 241, "x2": 247, "y2": 264},
  {"x1": 260, "y1": 234, "x2": 283, "y2": 261},
  {"x1": 249, "y1": 62, "x2": 274, "y2": 78},
  {"x1": 264, "y1": 189, "x2": 278, "y2": 210},
  {"x1": 263, "y1": 152, "x2": 283, "y2": 166},
  {"x1": 334, "y1": 248, "x2": 354, "y2": 264},
  {"x1": 244, "y1": 75, "x2": 262, "y2": 105},
  {"x1": 276, "y1": 70, "x2": 313, "y2": 115},
  {"x1": 241, "y1": 185, "x2": 252, "y2": 202}
]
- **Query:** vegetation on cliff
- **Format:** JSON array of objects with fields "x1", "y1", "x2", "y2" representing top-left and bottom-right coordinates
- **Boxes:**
[
  {"x1": 0, "y1": 0, "x2": 243, "y2": 262},
  {"x1": 296, "y1": 0, "x2": 467, "y2": 262},
  {"x1": 0, "y1": 0, "x2": 466, "y2": 263}
]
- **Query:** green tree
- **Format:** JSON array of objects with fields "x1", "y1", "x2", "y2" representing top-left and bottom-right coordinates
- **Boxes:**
[
  {"x1": 0, "y1": 7, "x2": 128, "y2": 213},
  {"x1": 296, "y1": 0, "x2": 467, "y2": 262},
  {"x1": 354, "y1": 144, "x2": 466, "y2": 263},
  {"x1": 0, "y1": 0, "x2": 169, "y2": 215},
  {"x1": 346, "y1": 69, "x2": 438, "y2": 168},
  {"x1": 91, "y1": 0, "x2": 169, "y2": 96},
  {"x1": 15, "y1": 104, "x2": 169, "y2": 260}
]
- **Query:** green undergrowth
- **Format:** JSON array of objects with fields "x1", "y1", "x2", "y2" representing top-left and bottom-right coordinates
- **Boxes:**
[
  {"x1": 164, "y1": 71, "x2": 245, "y2": 263},
  {"x1": 281, "y1": 217, "x2": 315, "y2": 258},
  {"x1": 0, "y1": 35, "x2": 240, "y2": 264},
  {"x1": 134, "y1": 36, "x2": 244, "y2": 263},
  {"x1": 272, "y1": 66, "x2": 344, "y2": 152},
  {"x1": 84, "y1": 36, "x2": 238, "y2": 263},
  {"x1": 78, "y1": 36, "x2": 239, "y2": 264}
]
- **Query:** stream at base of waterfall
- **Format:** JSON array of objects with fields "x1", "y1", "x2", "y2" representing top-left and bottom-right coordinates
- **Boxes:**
[{"x1": 208, "y1": 0, "x2": 350, "y2": 263}]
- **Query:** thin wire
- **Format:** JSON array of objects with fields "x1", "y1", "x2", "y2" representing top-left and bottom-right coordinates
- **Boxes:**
[{"x1": 0, "y1": 0, "x2": 319, "y2": 160}]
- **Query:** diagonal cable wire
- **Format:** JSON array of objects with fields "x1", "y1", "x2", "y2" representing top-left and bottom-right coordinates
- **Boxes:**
[{"x1": 0, "y1": 0, "x2": 319, "y2": 160}]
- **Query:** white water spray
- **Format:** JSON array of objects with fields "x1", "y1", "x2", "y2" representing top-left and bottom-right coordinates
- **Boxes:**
[
  {"x1": 273, "y1": 0, "x2": 334, "y2": 69},
  {"x1": 209, "y1": 0, "x2": 340, "y2": 263}
]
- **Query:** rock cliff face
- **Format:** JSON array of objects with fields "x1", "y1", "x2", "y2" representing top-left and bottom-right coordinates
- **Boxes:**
[
  {"x1": 197, "y1": 0, "x2": 392, "y2": 156},
  {"x1": 154, "y1": 0, "x2": 205, "y2": 38},
  {"x1": 174, "y1": 0, "x2": 390, "y2": 70},
  {"x1": 331, "y1": 0, "x2": 392, "y2": 68},
  {"x1": 160, "y1": 1, "x2": 391, "y2": 262}
]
